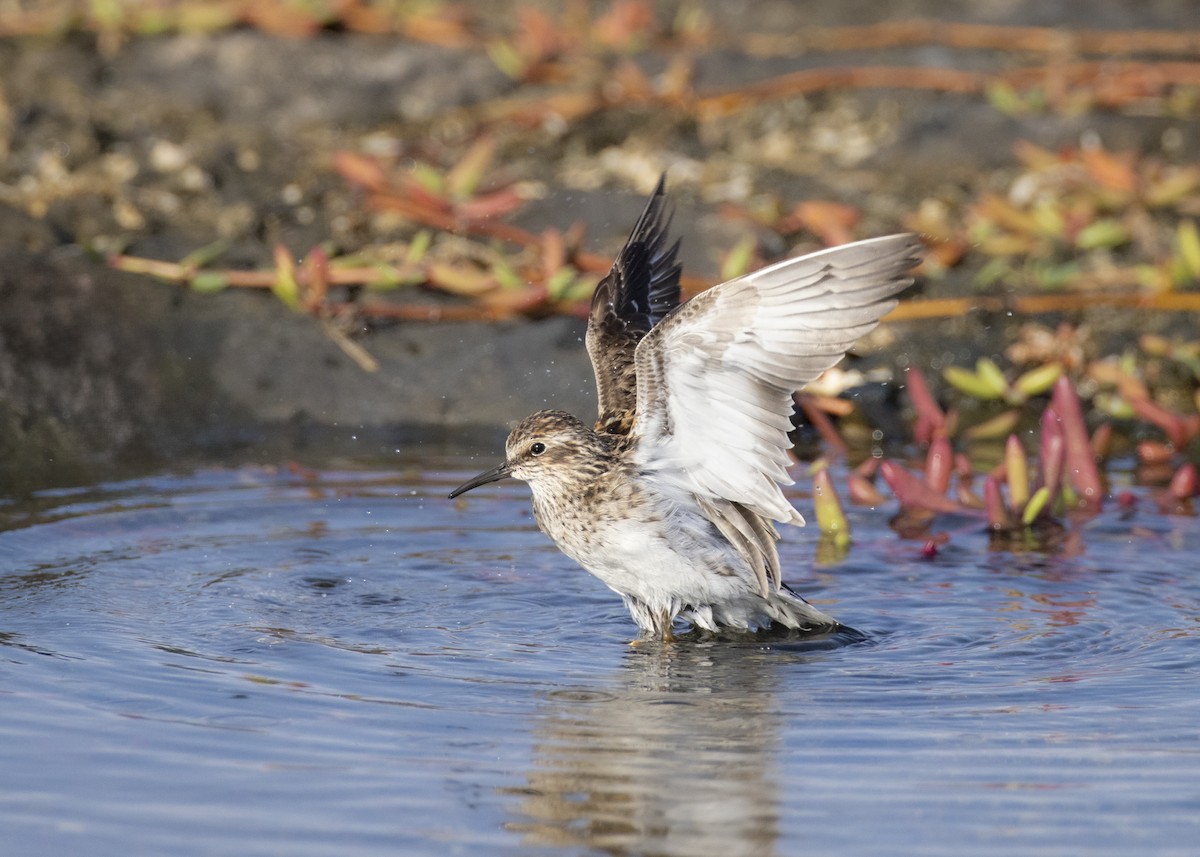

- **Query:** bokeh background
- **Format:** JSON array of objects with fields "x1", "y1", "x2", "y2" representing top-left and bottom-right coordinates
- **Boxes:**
[{"x1": 2, "y1": 0, "x2": 1199, "y2": 487}]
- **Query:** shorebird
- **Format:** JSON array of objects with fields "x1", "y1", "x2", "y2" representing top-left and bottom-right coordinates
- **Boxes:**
[{"x1": 450, "y1": 177, "x2": 920, "y2": 639}]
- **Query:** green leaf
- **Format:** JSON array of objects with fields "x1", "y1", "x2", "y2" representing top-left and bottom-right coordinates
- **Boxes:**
[
  {"x1": 405, "y1": 230, "x2": 432, "y2": 266},
  {"x1": 1075, "y1": 218, "x2": 1130, "y2": 250},
  {"x1": 180, "y1": 239, "x2": 231, "y2": 269},
  {"x1": 271, "y1": 244, "x2": 300, "y2": 310},
  {"x1": 1005, "y1": 434, "x2": 1030, "y2": 510},
  {"x1": 944, "y1": 365, "x2": 1002, "y2": 400},
  {"x1": 975, "y1": 357, "x2": 1010, "y2": 398},
  {"x1": 1030, "y1": 202, "x2": 1064, "y2": 238},
  {"x1": 974, "y1": 257, "x2": 1013, "y2": 289},
  {"x1": 560, "y1": 276, "x2": 598, "y2": 302},
  {"x1": 720, "y1": 236, "x2": 757, "y2": 281},
  {"x1": 1021, "y1": 486, "x2": 1052, "y2": 526},
  {"x1": 446, "y1": 138, "x2": 496, "y2": 201},
  {"x1": 491, "y1": 258, "x2": 525, "y2": 291},
  {"x1": 1033, "y1": 260, "x2": 1082, "y2": 290},
  {"x1": 89, "y1": 0, "x2": 123, "y2": 28},
  {"x1": 812, "y1": 467, "x2": 850, "y2": 541},
  {"x1": 190, "y1": 271, "x2": 228, "y2": 293},
  {"x1": 410, "y1": 163, "x2": 445, "y2": 196},
  {"x1": 487, "y1": 39, "x2": 527, "y2": 79},
  {"x1": 366, "y1": 263, "x2": 423, "y2": 291},
  {"x1": 1013, "y1": 362, "x2": 1063, "y2": 399},
  {"x1": 985, "y1": 82, "x2": 1024, "y2": 116},
  {"x1": 546, "y1": 267, "x2": 578, "y2": 300},
  {"x1": 1169, "y1": 255, "x2": 1193, "y2": 288},
  {"x1": 1177, "y1": 219, "x2": 1200, "y2": 280},
  {"x1": 963, "y1": 409, "x2": 1021, "y2": 440}
]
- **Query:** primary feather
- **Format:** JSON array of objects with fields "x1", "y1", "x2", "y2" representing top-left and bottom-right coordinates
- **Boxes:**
[{"x1": 585, "y1": 175, "x2": 682, "y2": 436}]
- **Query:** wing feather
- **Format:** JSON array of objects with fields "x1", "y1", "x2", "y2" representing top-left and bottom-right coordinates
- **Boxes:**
[
  {"x1": 696, "y1": 496, "x2": 785, "y2": 597},
  {"x1": 632, "y1": 233, "x2": 922, "y2": 528},
  {"x1": 585, "y1": 175, "x2": 683, "y2": 434}
]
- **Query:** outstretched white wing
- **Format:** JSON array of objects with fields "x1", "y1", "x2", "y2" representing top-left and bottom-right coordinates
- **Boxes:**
[{"x1": 631, "y1": 233, "x2": 921, "y2": 525}]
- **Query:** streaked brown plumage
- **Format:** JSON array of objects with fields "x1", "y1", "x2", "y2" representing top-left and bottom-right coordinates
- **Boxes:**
[{"x1": 451, "y1": 177, "x2": 921, "y2": 639}]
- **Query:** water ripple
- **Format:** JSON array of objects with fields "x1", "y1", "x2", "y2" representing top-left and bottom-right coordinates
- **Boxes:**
[{"x1": 1, "y1": 462, "x2": 1199, "y2": 856}]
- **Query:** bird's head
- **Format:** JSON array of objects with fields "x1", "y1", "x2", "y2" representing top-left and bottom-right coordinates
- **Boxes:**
[{"x1": 448, "y1": 410, "x2": 608, "y2": 498}]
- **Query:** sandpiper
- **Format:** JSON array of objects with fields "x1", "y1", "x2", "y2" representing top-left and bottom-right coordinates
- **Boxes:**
[{"x1": 450, "y1": 177, "x2": 920, "y2": 639}]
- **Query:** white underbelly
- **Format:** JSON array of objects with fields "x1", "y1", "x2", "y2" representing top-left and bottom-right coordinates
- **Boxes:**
[{"x1": 558, "y1": 514, "x2": 749, "y2": 608}]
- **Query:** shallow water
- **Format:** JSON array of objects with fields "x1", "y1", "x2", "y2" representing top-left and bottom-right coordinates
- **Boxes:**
[{"x1": 2, "y1": 455, "x2": 1199, "y2": 856}]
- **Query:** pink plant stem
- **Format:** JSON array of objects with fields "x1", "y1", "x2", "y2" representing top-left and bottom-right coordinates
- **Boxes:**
[
  {"x1": 1050, "y1": 376, "x2": 1104, "y2": 512},
  {"x1": 880, "y1": 460, "x2": 971, "y2": 515},
  {"x1": 983, "y1": 475, "x2": 1009, "y2": 530},
  {"x1": 924, "y1": 437, "x2": 953, "y2": 495},
  {"x1": 1041, "y1": 406, "x2": 1066, "y2": 504},
  {"x1": 904, "y1": 367, "x2": 945, "y2": 445}
]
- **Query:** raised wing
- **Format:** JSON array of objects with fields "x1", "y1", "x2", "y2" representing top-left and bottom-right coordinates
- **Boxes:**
[
  {"x1": 585, "y1": 175, "x2": 682, "y2": 435},
  {"x1": 632, "y1": 233, "x2": 922, "y2": 527}
]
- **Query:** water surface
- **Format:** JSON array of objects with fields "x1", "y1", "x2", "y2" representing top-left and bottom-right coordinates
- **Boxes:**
[{"x1": 2, "y1": 457, "x2": 1199, "y2": 856}]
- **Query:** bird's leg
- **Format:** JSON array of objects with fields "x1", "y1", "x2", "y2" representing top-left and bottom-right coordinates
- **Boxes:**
[
  {"x1": 628, "y1": 610, "x2": 677, "y2": 646},
  {"x1": 656, "y1": 611, "x2": 676, "y2": 643}
]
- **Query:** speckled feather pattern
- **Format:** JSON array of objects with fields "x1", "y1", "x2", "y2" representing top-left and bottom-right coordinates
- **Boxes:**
[
  {"x1": 500, "y1": 410, "x2": 837, "y2": 637},
  {"x1": 586, "y1": 175, "x2": 682, "y2": 437},
  {"x1": 451, "y1": 178, "x2": 921, "y2": 639}
]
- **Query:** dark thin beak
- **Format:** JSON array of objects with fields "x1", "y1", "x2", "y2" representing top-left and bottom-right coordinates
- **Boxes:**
[{"x1": 448, "y1": 461, "x2": 513, "y2": 498}]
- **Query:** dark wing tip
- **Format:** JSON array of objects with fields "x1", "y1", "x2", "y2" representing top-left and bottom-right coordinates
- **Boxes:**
[
  {"x1": 592, "y1": 173, "x2": 682, "y2": 332},
  {"x1": 586, "y1": 174, "x2": 683, "y2": 430}
]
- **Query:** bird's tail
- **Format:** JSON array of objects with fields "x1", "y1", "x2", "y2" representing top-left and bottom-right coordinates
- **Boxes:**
[{"x1": 765, "y1": 584, "x2": 839, "y2": 631}]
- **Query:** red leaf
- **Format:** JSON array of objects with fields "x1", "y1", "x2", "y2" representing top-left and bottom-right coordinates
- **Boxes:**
[
  {"x1": 457, "y1": 187, "x2": 530, "y2": 222},
  {"x1": 848, "y1": 474, "x2": 886, "y2": 506},
  {"x1": 1127, "y1": 394, "x2": 1192, "y2": 449},
  {"x1": 1040, "y1": 407, "x2": 1066, "y2": 498},
  {"x1": 983, "y1": 475, "x2": 1009, "y2": 530},
  {"x1": 1170, "y1": 463, "x2": 1198, "y2": 500},
  {"x1": 1137, "y1": 440, "x2": 1175, "y2": 465},
  {"x1": 880, "y1": 461, "x2": 970, "y2": 516},
  {"x1": 332, "y1": 151, "x2": 392, "y2": 192},
  {"x1": 1050, "y1": 377, "x2": 1104, "y2": 512},
  {"x1": 779, "y1": 200, "x2": 861, "y2": 245},
  {"x1": 1080, "y1": 146, "x2": 1138, "y2": 194},
  {"x1": 924, "y1": 437, "x2": 953, "y2": 495},
  {"x1": 905, "y1": 366, "x2": 946, "y2": 446}
]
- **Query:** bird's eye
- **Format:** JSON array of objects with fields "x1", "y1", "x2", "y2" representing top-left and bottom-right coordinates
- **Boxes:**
[{"x1": 530, "y1": 442, "x2": 547, "y2": 456}]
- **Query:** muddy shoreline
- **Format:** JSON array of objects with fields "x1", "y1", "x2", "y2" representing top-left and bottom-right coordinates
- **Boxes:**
[{"x1": 2, "y1": 8, "x2": 1198, "y2": 487}]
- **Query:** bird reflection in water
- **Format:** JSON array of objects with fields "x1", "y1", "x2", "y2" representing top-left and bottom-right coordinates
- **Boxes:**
[{"x1": 500, "y1": 632, "x2": 857, "y2": 856}]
